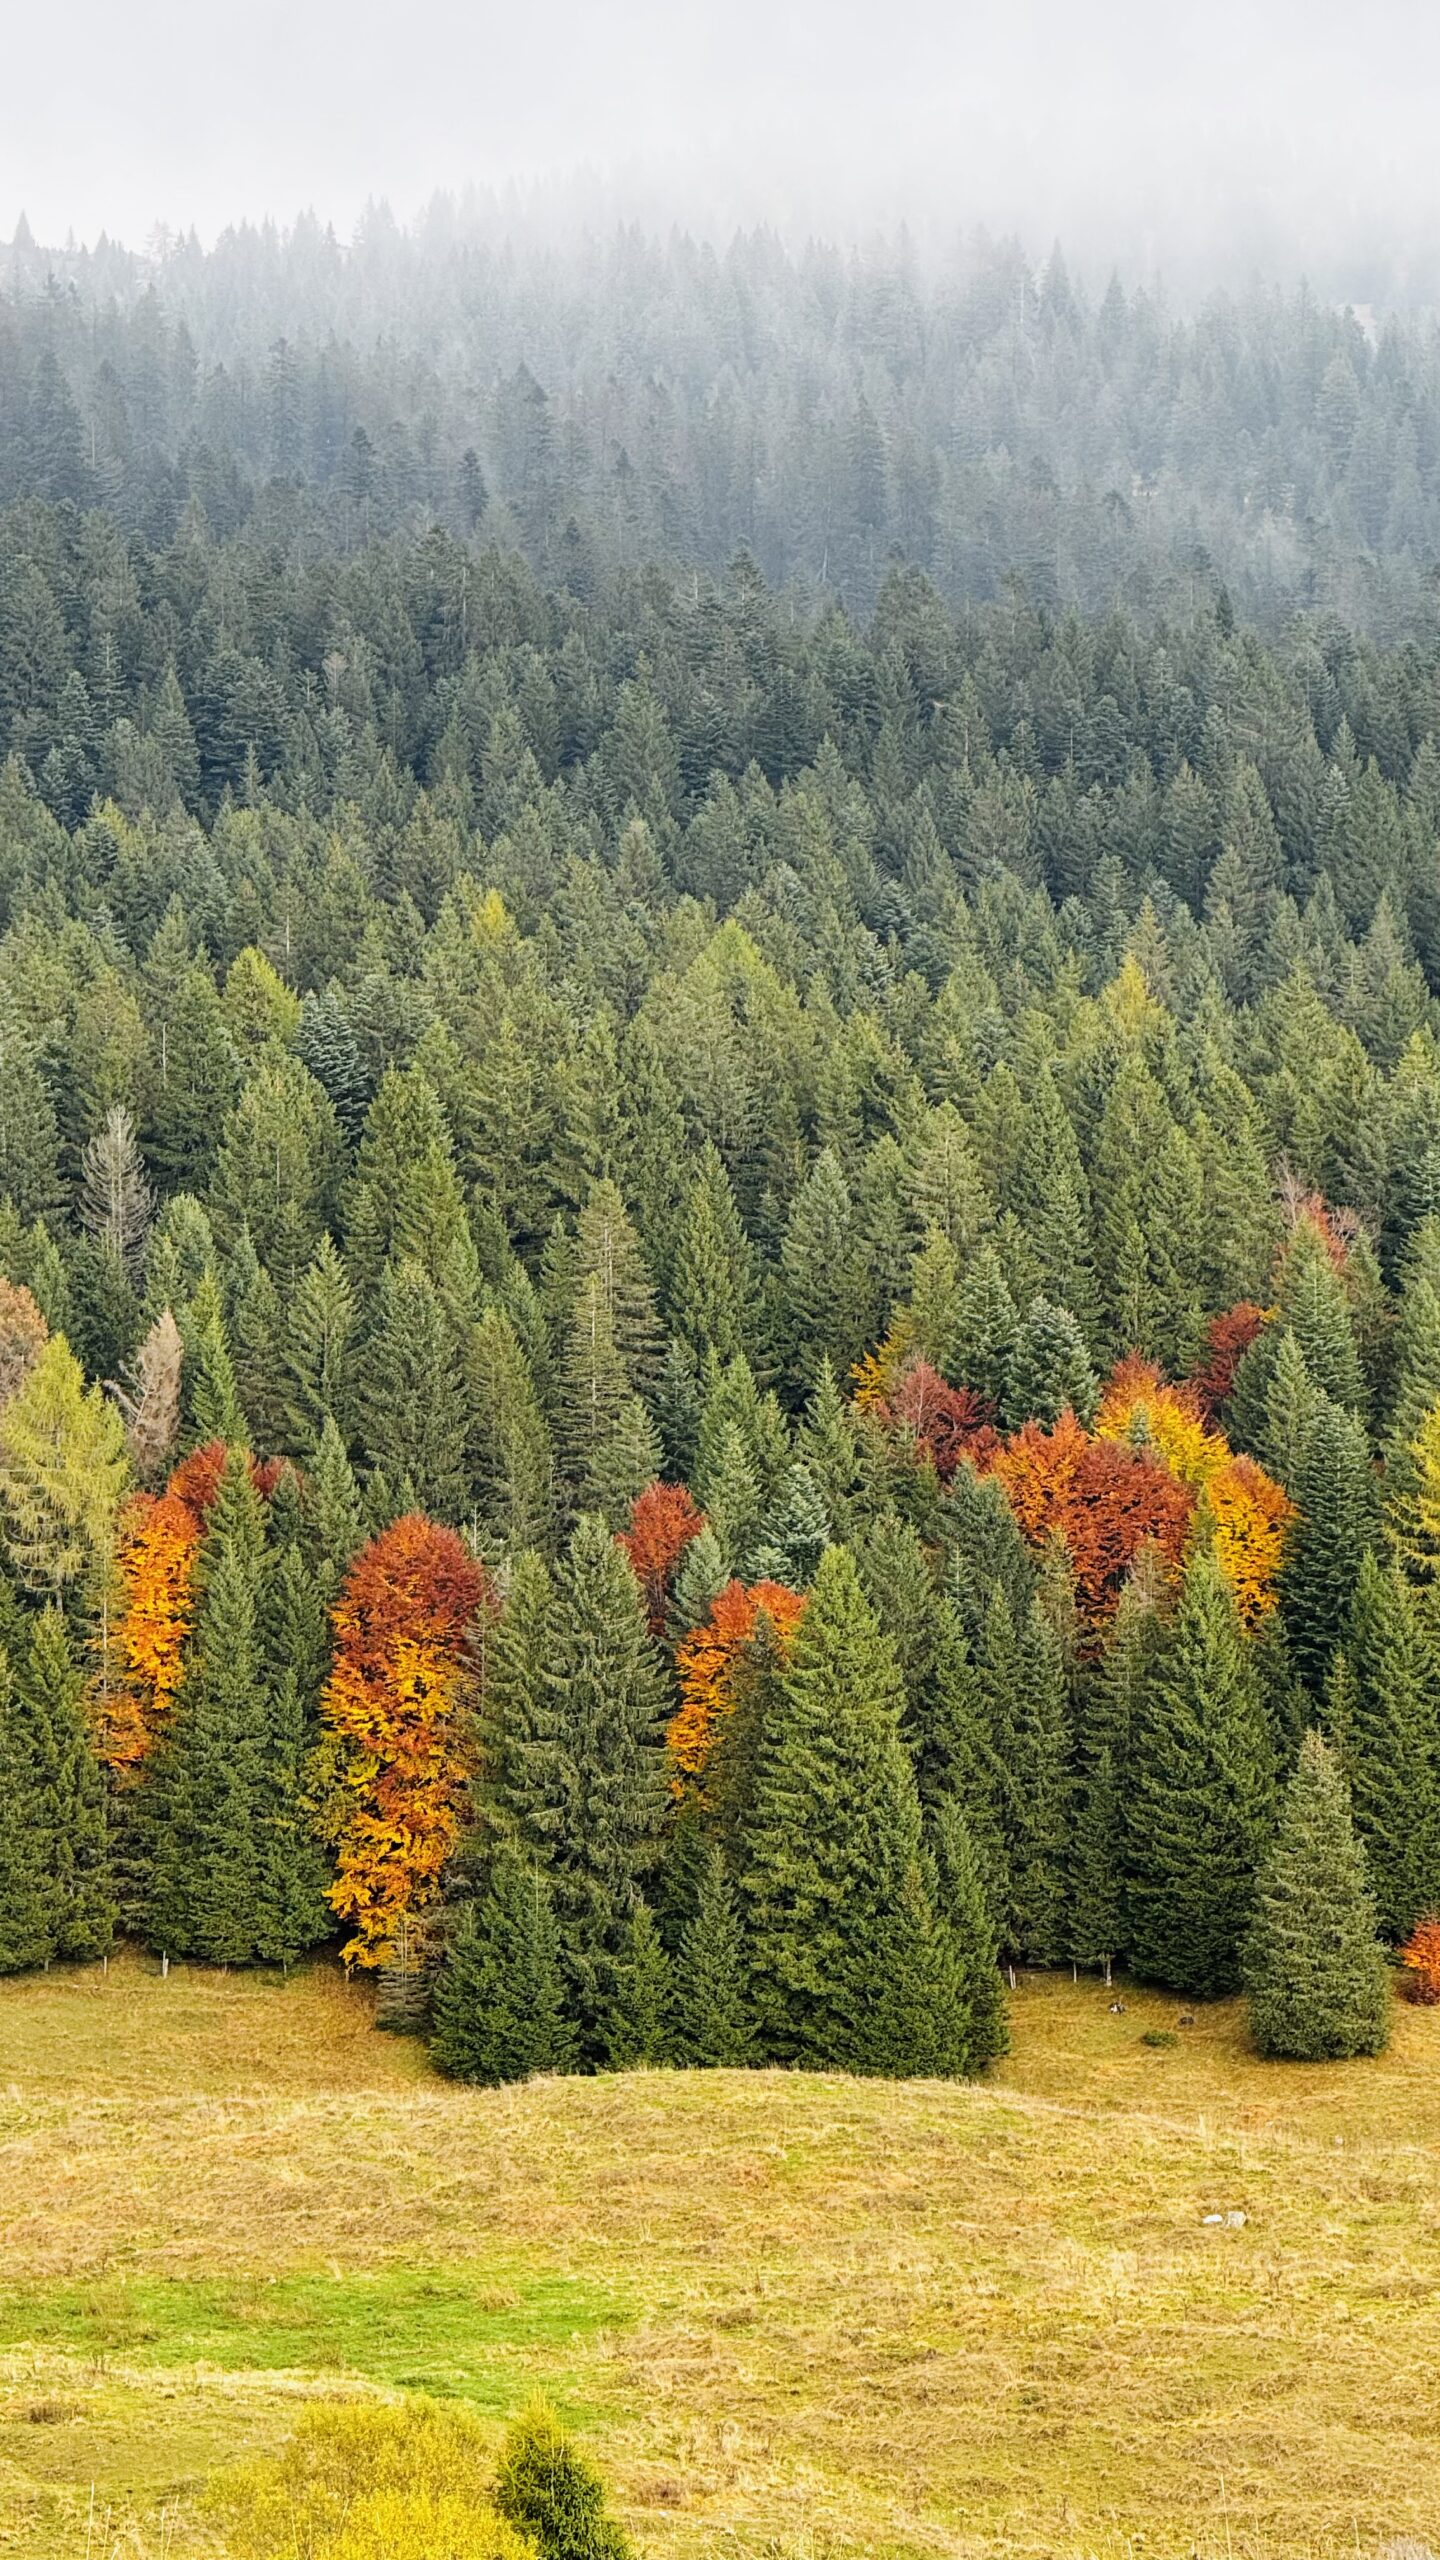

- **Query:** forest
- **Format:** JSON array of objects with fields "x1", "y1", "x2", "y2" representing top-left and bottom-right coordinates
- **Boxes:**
[{"x1": 3, "y1": 216, "x2": 1440, "y2": 2083}]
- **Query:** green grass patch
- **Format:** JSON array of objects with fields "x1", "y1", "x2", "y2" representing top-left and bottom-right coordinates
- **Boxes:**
[{"x1": 0, "y1": 2264, "x2": 630, "y2": 2411}]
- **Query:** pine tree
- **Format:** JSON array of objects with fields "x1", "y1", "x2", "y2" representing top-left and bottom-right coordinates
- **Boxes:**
[
  {"x1": 21, "y1": 1605, "x2": 114, "y2": 1962},
  {"x1": 1127, "y1": 1550, "x2": 1275, "y2": 1997},
  {"x1": 779, "y1": 1149, "x2": 867, "y2": 1396},
  {"x1": 668, "y1": 1144, "x2": 757, "y2": 1368},
  {"x1": 522, "y1": 1518, "x2": 669, "y2": 2059},
  {"x1": 359, "y1": 1258, "x2": 471, "y2": 1522},
  {"x1": 1331, "y1": 1552, "x2": 1440, "y2": 1940},
  {"x1": 0, "y1": 1636, "x2": 54, "y2": 1971},
  {"x1": 431, "y1": 1854, "x2": 574, "y2": 2084},
  {"x1": 468, "y1": 1302, "x2": 556, "y2": 1555},
  {"x1": 740, "y1": 1544, "x2": 972, "y2": 2073},
  {"x1": 605, "y1": 1898, "x2": 673, "y2": 2065},
  {"x1": 950, "y1": 1243, "x2": 1017, "y2": 1411},
  {"x1": 1281, "y1": 1396, "x2": 1380, "y2": 1692},
  {"x1": 1243, "y1": 1731, "x2": 1390, "y2": 2061},
  {"x1": 145, "y1": 1449, "x2": 268, "y2": 1963},
  {"x1": 673, "y1": 1845, "x2": 751, "y2": 2065},
  {"x1": 1005, "y1": 1295, "x2": 1098, "y2": 1429},
  {"x1": 928, "y1": 1796, "x2": 1009, "y2": 2066}
]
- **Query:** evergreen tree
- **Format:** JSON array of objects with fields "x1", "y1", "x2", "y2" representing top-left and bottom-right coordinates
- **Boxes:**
[
  {"x1": 1004, "y1": 1295, "x2": 1098, "y2": 1429},
  {"x1": 493, "y1": 2401, "x2": 631, "y2": 2560},
  {"x1": 431, "y1": 1853, "x2": 574, "y2": 2084},
  {"x1": 673, "y1": 1845, "x2": 751, "y2": 2065},
  {"x1": 1127, "y1": 1551, "x2": 1276, "y2": 1997},
  {"x1": 21, "y1": 1605, "x2": 114, "y2": 1963},
  {"x1": 741, "y1": 1544, "x2": 974, "y2": 2073},
  {"x1": 950, "y1": 1243, "x2": 1017, "y2": 1412},
  {"x1": 0, "y1": 1638, "x2": 56, "y2": 1970},
  {"x1": 668, "y1": 1144, "x2": 757, "y2": 1368},
  {"x1": 605, "y1": 1898, "x2": 673, "y2": 2066},
  {"x1": 359, "y1": 1258, "x2": 471, "y2": 1521},
  {"x1": 467, "y1": 1302, "x2": 555, "y2": 1555},
  {"x1": 1005, "y1": 1590, "x2": 1072, "y2": 1966},
  {"x1": 928, "y1": 1796, "x2": 1009, "y2": 2066},
  {"x1": 779, "y1": 1149, "x2": 867, "y2": 1396},
  {"x1": 145, "y1": 1449, "x2": 269, "y2": 1963},
  {"x1": 1331, "y1": 1552, "x2": 1440, "y2": 1940},
  {"x1": 1281, "y1": 1396, "x2": 1380, "y2": 1692},
  {"x1": 1243, "y1": 1731, "x2": 1390, "y2": 2061}
]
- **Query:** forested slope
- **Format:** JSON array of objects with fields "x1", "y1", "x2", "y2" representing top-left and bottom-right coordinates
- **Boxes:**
[{"x1": 2, "y1": 224, "x2": 1440, "y2": 2075}]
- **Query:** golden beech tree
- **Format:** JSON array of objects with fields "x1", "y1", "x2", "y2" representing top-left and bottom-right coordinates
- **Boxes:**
[
  {"x1": 321, "y1": 1514, "x2": 492, "y2": 1968},
  {"x1": 669, "y1": 1575, "x2": 807, "y2": 1779}
]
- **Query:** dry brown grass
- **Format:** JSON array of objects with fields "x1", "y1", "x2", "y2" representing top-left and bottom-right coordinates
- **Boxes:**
[{"x1": 2, "y1": 1953, "x2": 1440, "y2": 2560}]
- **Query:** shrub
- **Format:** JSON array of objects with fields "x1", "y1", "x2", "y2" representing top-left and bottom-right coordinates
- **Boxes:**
[
  {"x1": 210, "y1": 2399, "x2": 529, "y2": 2560},
  {"x1": 494, "y1": 2399, "x2": 632, "y2": 2560}
]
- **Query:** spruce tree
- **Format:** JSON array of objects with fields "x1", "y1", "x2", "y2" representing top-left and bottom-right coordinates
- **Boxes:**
[
  {"x1": 1281, "y1": 1395, "x2": 1380, "y2": 1692},
  {"x1": 493, "y1": 2401, "x2": 631, "y2": 2560},
  {"x1": 1127, "y1": 1550, "x2": 1276, "y2": 1997},
  {"x1": 1006, "y1": 1590, "x2": 1072, "y2": 1966},
  {"x1": 747, "y1": 1462, "x2": 830, "y2": 1587},
  {"x1": 359, "y1": 1257, "x2": 471, "y2": 1522},
  {"x1": 741, "y1": 1544, "x2": 973, "y2": 2074},
  {"x1": 0, "y1": 1640, "x2": 55, "y2": 1970},
  {"x1": 668, "y1": 1144, "x2": 757, "y2": 1368},
  {"x1": 605, "y1": 1898, "x2": 673, "y2": 2066},
  {"x1": 145, "y1": 1448, "x2": 268, "y2": 1963},
  {"x1": 467, "y1": 1302, "x2": 555, "y2": 1555},
  {"x1": 1004, "y1": 1295, "x2": 1098, "y2": 1430},
  {"x1": 778, "y1": 1149, "x2": 867, "y2": 1395},
  {"x1": 929, "y1": 1796, "x2": 1009, "y2": 2066},
  {"x1": 1243, "y1": 1731, "x2": 1390, "y2": 2061},
  {"x1": 431, "y1": 1854, "x2": 574, "y2": 2085},
  {"x1": 1332, "y1": 1552, "x2": 1440, "y2": 1940},
  {"x1": 673, "y1": 1845, "x2": 751, "y2": 2065},
  {"x1": 22, "y1": 1605, "x2": 114, "y2": 1963},
  {"x1": 950, "y1": 1243, "x2": 1017, "y2": 1412}
]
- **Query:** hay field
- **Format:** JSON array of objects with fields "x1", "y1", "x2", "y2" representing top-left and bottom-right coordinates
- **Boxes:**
[{"x1": 2, "y1": 1953, "x2": 1439, "y2": 2560}]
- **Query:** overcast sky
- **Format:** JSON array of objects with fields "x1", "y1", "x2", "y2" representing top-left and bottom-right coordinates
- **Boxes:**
[{"x1": 9, "y1": 0, "x2": 1440, "y2": 281}]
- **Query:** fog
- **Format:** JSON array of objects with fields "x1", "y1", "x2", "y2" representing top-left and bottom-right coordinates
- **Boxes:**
[{"x1": 11, "y1": 0, "x2": 1440, "y2": 294}]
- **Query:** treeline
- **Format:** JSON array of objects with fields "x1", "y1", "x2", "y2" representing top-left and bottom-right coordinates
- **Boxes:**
[
  {"x1": 1, "y1": 537, "x2": 1440, "y2": 2067},
  {"x1": 7, "y1": 215, "x2": 1440, "y2": 629}
]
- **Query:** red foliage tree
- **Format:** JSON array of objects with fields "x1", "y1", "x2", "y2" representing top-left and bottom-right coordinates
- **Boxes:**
[
  {"x1": 989, "y1": 1410, "x2": 1194, "y2": 1624},
  {"x1": 1189, "y1": 1303, "x2": 1270, "y2": 1419},
  {"x1": 618, "y1": 1479, "x2": 706, "y2": 1630},
  {"x1": 876, "y1": 1359, "x2": 999, "y2": 1482},
  {"x1": 321, "y1": 1515, "x2": 493, "y2": 1968},
  {"x1": 167, "y1": 1439, "x2": 288, "y2": 1522}
]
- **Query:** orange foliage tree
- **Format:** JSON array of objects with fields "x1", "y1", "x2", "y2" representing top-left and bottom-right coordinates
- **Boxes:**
[
  {"x1": 988, "y1": 1410, "x2": 1194, "y2": 1625},
  {"x1": 321, "y1": 1514, "x2": 491, "y2": 1968},
  {"x1": 0, "y1": 1277, "x2": 47, "y2": 1410},
  {"x1": 874, "y1": 1359, "x2": 999, "y2": 1482},
  {"x1": 618, "y1": 1479, "x2": 705, "y2": 1630},
  {"x1": 1398, "y1": 1916, "x2": 1440, "y2": 2003},
  {"x1": 99, "y1": 1489, "x2": 203, "y2": 1771},
  {"x1": 669, "y1": 1576, "x2": 807, "y2": 1779},
  {"x1": 168, "y1": 1438, "x2": 287, "y2": 1520}
]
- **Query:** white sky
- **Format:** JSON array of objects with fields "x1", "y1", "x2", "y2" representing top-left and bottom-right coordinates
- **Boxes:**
[{"x1": 8, "y1": 0, "x2": 1440, "y2": 273}]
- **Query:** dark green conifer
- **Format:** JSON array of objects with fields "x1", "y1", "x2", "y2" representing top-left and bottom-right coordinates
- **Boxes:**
[
  {"x1": 1281, "y1": 1396, "x2": 1380, "y2": 1692},
  {"x1": 493, "y1": 2401, "x2": 631, "y2": 2560},
  {"x1": 1243, "y1": 1731, "x2": 1390, "y2": 2061},
  {"x1": 431, "y1": 1854, "x2": 573, "y2": 2084},
  {"x1": 673, "y1": 1845, "x2": 751, "y2": 2065},
  {"x1": 1331, "y1": 1552, "x2": 1440, "y2": 1940},
  {"x1": 1127, "y1": 1551, "x2": 1275, "y2": 1997}
]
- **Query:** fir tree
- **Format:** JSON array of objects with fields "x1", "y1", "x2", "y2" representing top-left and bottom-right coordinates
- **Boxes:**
[
  {"x1": 1005, "y1": 1294, "x2": 1098, "y2": 1429},
  {"x1": 1331, "y1": 1552, "x2": 1440, "y2": 1940},
  {"x1": 950, "y1": 1243, "x2": 1017, "y2": 1412},
  {"x1": 431, "y1": 1853, "x2": 574, "y2": 2085},
  {"x1": 1243, "y1": 1731, "x2": 1390, "y2": 2061},
  {"x1": 493, "y1": 2401, "x2": 631, "y2": 2560},
  {"x1": 673, "y1": 1845, "x2": 751, "y2": 2065},
  {"x1": 1127, "y1": 1551, "x2": 1275, "y2": 1997},
  {"x1": 747, "y1": 1462, "x2": 830, "y2": 1587},
  {"x1": 0, "y1": 1641, "x2": 55, "y2": 1970},
  {"x1": 605, "y1": 1898, "x2": 673, "y2": 2066},
  {"x1": 21, "y1": 1605, "x2": 114, "y2": 1962},
  {"x1": 928, "y1": 1796, "x2": 1009, "y2": 2066},
  {"x1": 467, "y1": 1302, "x2": 555, "y2": 1555},
  {"x1": 741, "y1": 1544, "x2": 973, "y2": 2074},
  {"x1": 1281, "y1": 1396, "x2": 1380, "y2": 1692},
  {"x1": 360, "y1": 1258, "x2": 471, "y2": 1522}
]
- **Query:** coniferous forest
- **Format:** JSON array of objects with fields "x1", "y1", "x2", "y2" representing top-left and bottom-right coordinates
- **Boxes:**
[{"x1": 7, "y1": 217, "x2": 1440, "y2": 2077}]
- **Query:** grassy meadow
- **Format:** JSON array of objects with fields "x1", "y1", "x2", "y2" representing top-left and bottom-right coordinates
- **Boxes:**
[{"x1": 1, "y1": 1954, "x2": 1438, "y2": 2560}]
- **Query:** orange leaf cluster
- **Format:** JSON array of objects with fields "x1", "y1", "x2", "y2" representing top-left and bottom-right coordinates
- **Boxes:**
[
  {"x1": 321, "y1": 1514, "x2": 491, "y2": 1968},
  {"x1": 100, "y1": 1490, "x2": 203, "y2": 1770},
  {"x1": 669, "y1": 1576, "x2": 807, "y2": 1779},
  {"x1": 988, "y1": 1409, "x2": 1194, "y2": 1624},
  {"x1": 1206, "y1": 1454, "x2": 1296, "y2": 1629},
  {"x1": 1399, "y1": 1917, "x2": 1440, "y2": 2002},
  {"x1": 168, "y1": 1438, "x2": 287, "y2": 1521},
  {"x1": 875, "y1": 1358, "x2": 999, "y2": 1482},
  {"x1": 0, "y1": 1277, "x2": 47, "y2": 1410},
  {"x1": 619, "y1": 1479, "x2": 705, "y2": 1630},
  {"x1": 1189, "y1": 1302, "x2": 1270, "y2": 1419}
]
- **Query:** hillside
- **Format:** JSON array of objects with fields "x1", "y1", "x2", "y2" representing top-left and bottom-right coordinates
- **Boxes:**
[{"x1": 2, "y1": 1955, "x2": 1438, "y2": 2560}]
